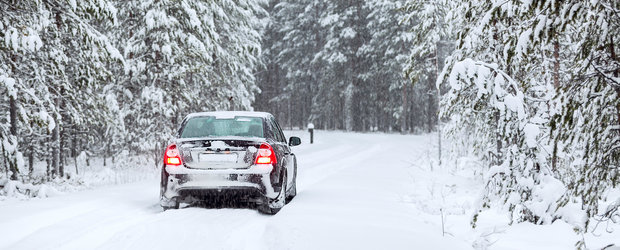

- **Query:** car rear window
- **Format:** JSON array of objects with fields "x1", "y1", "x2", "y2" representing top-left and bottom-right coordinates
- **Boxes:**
[{"x1": 180, "y1": 116, "x2": 264, "y2": 138}]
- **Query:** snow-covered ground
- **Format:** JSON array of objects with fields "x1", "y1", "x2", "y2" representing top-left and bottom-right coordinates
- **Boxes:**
[{"x1": 0, "y1": 131, "x2": 618, "y2": 250}]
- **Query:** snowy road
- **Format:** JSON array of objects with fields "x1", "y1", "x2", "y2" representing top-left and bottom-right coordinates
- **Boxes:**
[{"x1": 0, "y1": 131, "x2": 472, "y2": 250}]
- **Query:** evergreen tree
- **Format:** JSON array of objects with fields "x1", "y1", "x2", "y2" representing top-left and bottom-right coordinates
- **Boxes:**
[
  {"x1": 364, "y1": 0, "x2": 415, "y2": 132},
  {"x1": 256, "y1": 0, "x2": 327, "y2": 128},
  {"x1": 258, "y1": 0, "x2": 428, "y2": 132},
  {"x1": 1, "y1": 0, "x2": 267, "y2": 181},
  {"x1": 1, "y1": 0, "x2": 119, "y2": 179},
  {"x1": 438, "y1": 0, "x2": 619, "y2": 230},
  {"x1": 111, "y1": 0, "x2": 265, "y2": 162}
]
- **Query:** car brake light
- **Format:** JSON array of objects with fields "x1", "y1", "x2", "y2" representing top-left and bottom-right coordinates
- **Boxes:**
[
  {"x1": 255, "y1": 143, "x2": 277, "y2": 165},
  {"x1": 164, "y1": 144, "x2": 182, "y2": 166}
]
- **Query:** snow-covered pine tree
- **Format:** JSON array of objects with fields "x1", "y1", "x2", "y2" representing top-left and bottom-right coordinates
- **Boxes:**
[
  {"x1": 112, "y1": 0, "x2": 265, "y2": 163},
  {"x1": 544, "y1": 0, "x2": 620, "y2": 227},
  {"x1": 315, "y1": 0, "x2": 370, "y2": 131},
  {"x1": 363, "y1": 0, "x2": 416, "y2": 132},
  {"x1": 261, "y1": 0, "x2": 327, "y2": 129},
  {"x1": 1, "y1": 0, "x2": 120, "y2": 180},
  {"x1": 45, "y1": 0, "x2": 121, "y2": 177},
  {"x1": 259, "y1": 0, "x2": 432, "y2": 132},
  {"x1": 254, "y1": 0, "x2": 284, "y2": 122},
  {"x1": 441, "y1": 0, "x2": 619, "y2": 232},
  {"x1": 438, "y1": 0, "x2": 564, "y2": 226},
  {"x1": 1, "y1": 1, "x2": 57, "y2": 180},
  {"x1": 404, "y1": 0, "x2": 456, "y2": 162}
]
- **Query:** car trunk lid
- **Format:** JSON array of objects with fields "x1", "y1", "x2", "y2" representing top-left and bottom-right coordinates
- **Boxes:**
[{"x1": 178, "y1": 138, "x2": 262, "y2": 169}]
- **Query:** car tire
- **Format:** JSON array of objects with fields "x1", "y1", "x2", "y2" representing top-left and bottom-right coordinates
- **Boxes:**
[
  {"x1": 160, "y1": 166, "x2": 179, "y2": 211},
  {"x1": 162, "y1": 199, "x2": 180, "y2": 211},
  {"x1": 161, "y1": 186, "x2": 180, "y2": 211},
  {"x1": 286, "y1": 158, "x2": 297, "y2": 204},
  {"x1": 259, "y1": 171, "x2": 287, "y2": 215}
]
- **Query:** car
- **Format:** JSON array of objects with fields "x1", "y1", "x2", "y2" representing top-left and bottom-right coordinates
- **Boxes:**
[{"x1": 159, "y1": 111, "x2": 301, "y2": 214}]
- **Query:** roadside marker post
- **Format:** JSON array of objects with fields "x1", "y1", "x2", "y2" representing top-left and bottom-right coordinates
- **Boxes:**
[{"x1": 307, "y1": 123, "x2": 314, "y2": 144}]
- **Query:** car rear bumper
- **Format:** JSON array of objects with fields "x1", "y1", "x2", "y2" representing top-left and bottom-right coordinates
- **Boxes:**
[{"x1": 160, "y1": 164, "x2": 276, "y2": 206}]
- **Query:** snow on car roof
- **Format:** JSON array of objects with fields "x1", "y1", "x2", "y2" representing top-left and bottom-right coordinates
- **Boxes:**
[{"x1": 183, "y1": 111, "x2": 273, "y2": 120}]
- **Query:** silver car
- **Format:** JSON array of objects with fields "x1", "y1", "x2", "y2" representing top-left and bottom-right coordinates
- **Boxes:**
[{"x1": 159, "y1": 111, "x2": 301, "y2": 214}]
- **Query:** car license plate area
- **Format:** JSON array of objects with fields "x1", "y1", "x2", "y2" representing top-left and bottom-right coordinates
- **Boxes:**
[{"x1": 199, "y1": 153, "x2": 238, "y2": 163}]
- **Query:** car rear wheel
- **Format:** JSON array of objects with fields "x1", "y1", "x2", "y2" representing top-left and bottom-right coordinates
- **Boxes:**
[
  {"x1": 160, "y1": 187, "x2": 180, "y2": 211},
  {"x1": 259, "y1": 172, "x2": 287, "y2": 215},
  {"x1": 160, "y1": 167, "x2": 180, "y2": 211},
  {"x1": 162, "y1": 198, "x2": 180, "y2": 211},
  {"x1": 286, "y1": 159, "x2": 297, "y2": 204}
]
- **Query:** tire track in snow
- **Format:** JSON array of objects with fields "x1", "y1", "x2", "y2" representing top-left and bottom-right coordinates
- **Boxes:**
[
  {"x1": 1, "y1": 182, "x2": 161, "y2": 250},
  {"x1": 0, "y1": 201, "x2": 103, "y2": 249},
  {"x1": 42, "y1": 204, "x2": 159, "y2": 250},
  {"x1": 297, "y1": 142, "x2": 385, "y2": 191},
  {"x1": 95, "y1": 208, "x2": 270, "y2": 250}
]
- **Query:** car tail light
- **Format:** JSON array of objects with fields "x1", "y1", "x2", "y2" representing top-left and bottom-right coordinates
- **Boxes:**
[
  {"x1": 255, "y1": 143, "x2": 277, "y2": 165},
  {"x1": 164, "y1": 144, "x2": 182, "y2": 166}
]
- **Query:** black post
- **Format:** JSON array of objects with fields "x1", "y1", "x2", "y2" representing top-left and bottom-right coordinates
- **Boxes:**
[{"x1": 307, "y1": 123, "x2": 314, "y2": 144}]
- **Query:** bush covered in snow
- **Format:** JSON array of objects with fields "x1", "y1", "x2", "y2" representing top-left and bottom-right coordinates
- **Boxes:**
[{"x1": 423, "y1": 0, "x2": 620, "y2": 235}]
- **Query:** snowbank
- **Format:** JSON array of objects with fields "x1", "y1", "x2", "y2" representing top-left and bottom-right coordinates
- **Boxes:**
[{"x1": 0, "y1": 154, "x2": 158, "y2": 201}]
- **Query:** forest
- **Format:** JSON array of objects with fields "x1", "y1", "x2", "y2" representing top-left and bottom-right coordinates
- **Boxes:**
[{"x1": 1, "y1": 0, "x2": 619, "y2": 243}]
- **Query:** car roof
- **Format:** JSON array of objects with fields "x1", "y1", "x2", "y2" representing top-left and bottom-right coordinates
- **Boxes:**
[{"x1": 183, "y1": 111, "x2": 273, "y2": 120}]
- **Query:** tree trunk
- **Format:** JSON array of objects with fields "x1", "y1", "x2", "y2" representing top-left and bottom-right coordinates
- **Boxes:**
[
  {"x1": 427, "y1": 86, "x2": 434, "y2": 133},
  {"x1": 344, "y1": 83, "x2": 354, "y2": 131},
  {"x1": 6, "y1": 52, "x2": 19, "y2": 180},
  {"x1": 52, "y1": 121, "x2": 59, "y2": 178},
  {"x1": 2, "y1": 146, "x2": 8, "y2": 178},
  {"x1": 107, "y1": 143, "x2": 112, "y2": 165},
  {"x1": 551, "y1": 40, "x2": 560, "y2": 171},
  {"x1": 73, "y1": 131, "x2": 79, "y2": 175},
  {"x1": 46, "y1": 132, "x2": 51, "y2": 180},
  {"x1": 611, "y1": 36, "x2": 617, "y2": 77},
  {"x1": 401, "y1": 83, "x2": 408, "y2": 134},
  {"x1": 287, "y1": 98, "x2": 292, "y2": 130},
  {"x1": 74, "y1": 156, "x2": 78, "y2": 175},
  {"x1": 52, "y1": 95, "x2": 61, "y2": 178},
  {"x1": 172, "y1": 97, "x2": 178, "y2": 127},
  {"x1": 9, "y1": 97, "x2": 17, "y2": 136},
  {"x1": 28, "y1": 145, "x2": 34, "y2": 175},
  {"x1": 494, "y1": 110, "x2": 502, "y2": 166},
  {"x1": 103, "y1": 141, "x2": 109, "y2": 167},
  {"x1": 9, "y1": 96, "x2": 18, "y2": 180},
  {"x1": 553, "y1": 40, "x2": 560, "y2": 89},
  {"x1": 435, "y1": 48, "x2": 442, "y2": 166},
  {"x1": 71, "y1": 129, "x2": 77, "y2": 158},
  {"x1": 610, "y1": 37, "x2": 619, "y2": 126},
  {"x1": 59, "y1": 124, "x2": 65, "y2": 178}
]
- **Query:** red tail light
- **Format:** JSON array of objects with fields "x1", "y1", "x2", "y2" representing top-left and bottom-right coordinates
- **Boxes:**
[
  {"x1": 255, "y1": 143, "x2": 277, "y2": 165},
  {"x1": 164, "y1": 144, "x2": 182, "y2": 166}
]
